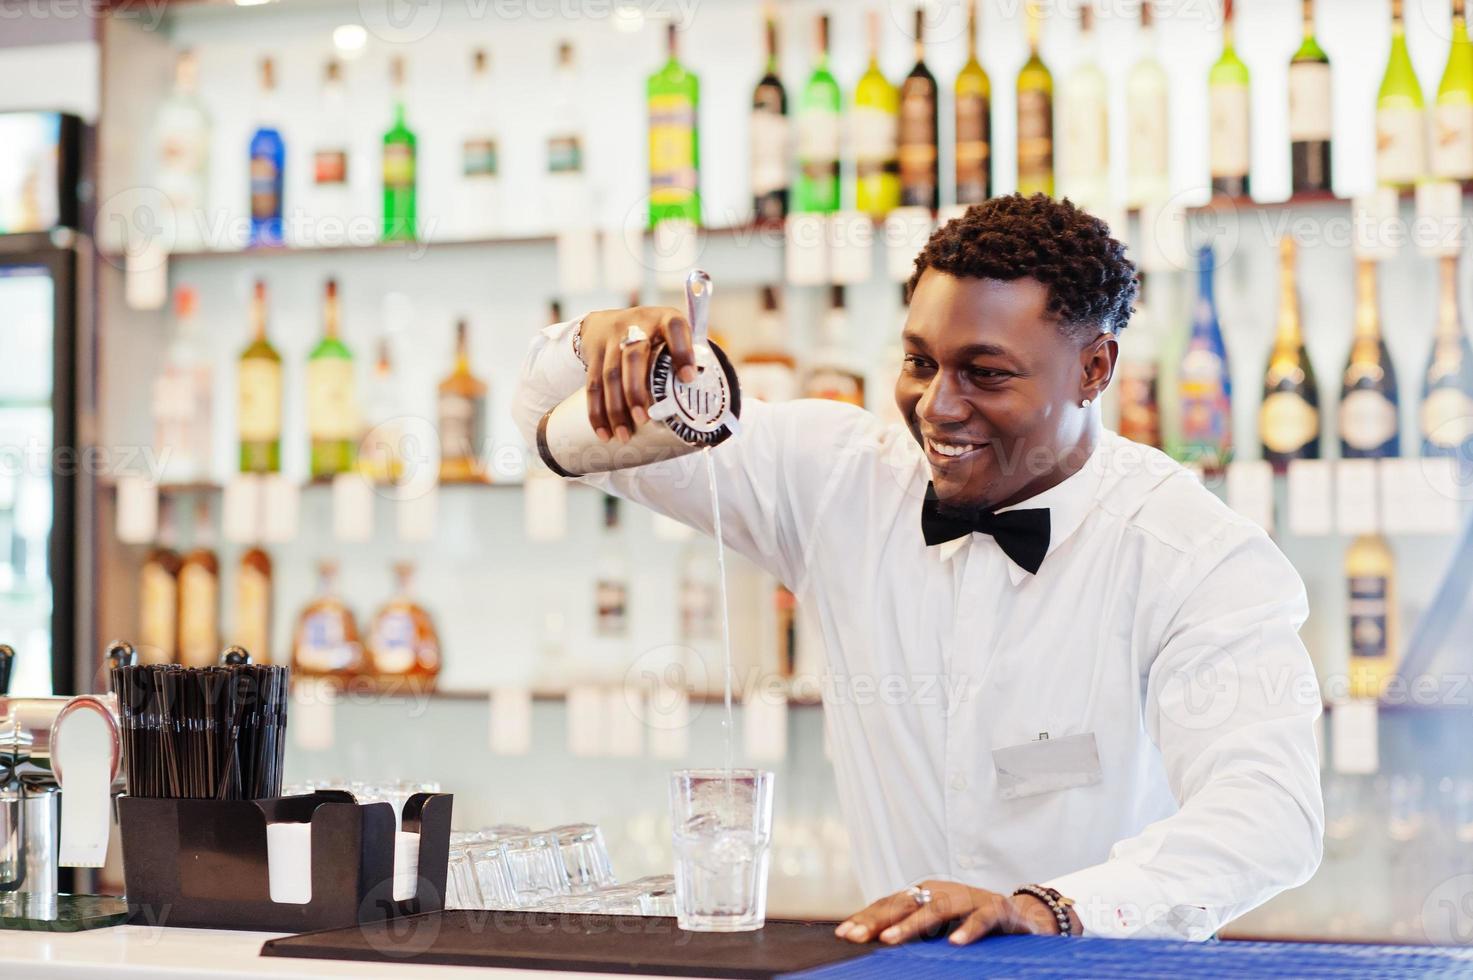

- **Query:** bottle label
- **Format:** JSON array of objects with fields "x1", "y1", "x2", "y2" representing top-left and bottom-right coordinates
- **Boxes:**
[
  {"x1": 595, "y1": 579, "x2": 628, "y2": 637},
  {"x1": 238, "y1": 359, "x2": 282, "y2": 442},
  {"x1": 1348, "y1": 574, "x2": 1390, "y2": 659},
  {"x1": 177, "y1": 562, "x2": 218, "y2": 667},
  {"x1": 308, "y1": 356, "x2": 358, "y2": 440},
  {"x1": 1259, "y1": 390, "x2": 1320, "y2": 454},
  {"x1": 299, "y1": 610, "x2": 352, "y2": 672},
  {"x1": 438, "y1": 392, "x2": 485, "y2": 464},
  {"x1": 1288, "y1": 62, "x2": 1332, "y2": 142},
  {"x1": 954, "y1": 94, "x2": 990, "y2": 204},
  {"x1": 1179, "y1": 346, "x2": 1231, "y2": 453},
  {"x1": 851, "y1": 106, "x2": 898, "y2": 178},
  {"x1": 1062, "y1": 92, "x2": 1108, "y2": 179},
  {"x1": 140, "y1": 563, "x2": 177, "y2": 662},
  {"x1": 548, "y1": 134, "x2": 583, "y2": 174},
  {"x1": 798, "y1": 109, "x2": 840, "y2": 175},
  {"x1": 383, "y1": 142, "x2": 415, "y2": 188},
  {"x1": 1431, "y1": 103, "x2": 1473, "y2": 180},
  {"x1": 160, "y1": 127, "x2": 208, "y2": 178},
  {"x1": 1209, "y1": 84, "x2": 1250, "y2": 179},
  {"x1": 462, "y1": 137, "x2": 499, "y2": 178},
  {"x1": 314, "y1": 148, "x2": 348, "y2": 185},
  {"x1": 649, "y1": 94, "x2": 697, "y2": 204},
  {"x1": 1421, "y1": 386, "x2": 1473, "y2": 448},
  {"x1": 1127, "y1": 84, "x2": 1169, "y2": 184},
  {"x1": 371, "y1": 609, "x2": 417, "y2": 674},
  {"x1": 1376, "y1": 107, "x2": 1426, "y2": 185},
  {"x1": 249, "y1": 153, "x2": 282, "y2": 221},
  {"x1": 1340, "y1": 388, "x2": 1400, "y2": 452},
  {"x1": 236, "y1": 564, "x2": 270, "y2": 663},
  {"x1": 804, "y1": 367, "x2": 865, "y2": 407},
  {"x1": 898, "y1": 79, "x2": 937, "y2": 196},
  {"x1": 749, "y1": 109, "x2": 789, "y2": 196},
  {"x1": 1117, "y1": 362, "x2": 1161, "y2": 449},
  {"x1": 1016, "y1": 89, "x2": 1053, "y2": 186},
  {"x1": 740, "y1": 361, "x2": 800, "y2": 403}
]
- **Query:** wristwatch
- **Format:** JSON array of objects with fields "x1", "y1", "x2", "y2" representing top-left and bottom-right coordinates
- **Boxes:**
[{"x1": 1012, "y1": 884, "x2": 1079, "y2": 936}]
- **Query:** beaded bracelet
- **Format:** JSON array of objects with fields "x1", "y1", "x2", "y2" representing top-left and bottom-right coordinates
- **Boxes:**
[{"x1": 1012, "y1": 884, "x2": 1076, "y2": 937}]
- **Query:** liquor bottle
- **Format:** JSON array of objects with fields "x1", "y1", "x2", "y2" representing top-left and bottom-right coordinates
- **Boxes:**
[
  {"x1": 1117, "y1": 272, "x2": 1162, "y2": 449},
  {"x1": 795, "y1": 15, "x2": 842, "y2": 214},
  {"x1": 1289, "y1": 0, "x2": 1332, "y2": 194},
  {"x1": 546, "y1": 40, "x2": 588, "y2": 228},
  {"x1": 854, "y1": 10, "x2": 900, "y2": 218},
  {"x1": 1177, "y1": 246, "x2": 1232, "y2": 473},
  {"x1": 804, "y1": 286, "x2": 865, "y2": 406},
  {"x1": 1433, "y1": 0, "x2": 1473, "y2": 182},
  {"x1": 309, "y1": 59, "x2": 352, "y2": 233},
  {"x1": 595, "y1": 495, "x2": 629, "y2": 638},
  {"x1": 153, "y1": 48, "x2": 210, "y2": 251},
  {"x1": 358, "y1": 337, "x2": 404, "y2": 484},
  {"x1": 1209, "y1": 0, "x2": 1251, "y2": 198},
  {"x1": 307, "y1": 278, "x2": 358, "y2": 479},
  {"x1": 459, "y1": 48, "x2": 501, "y2": 238},
  {"x1": 739, "y1": 285, "x2": 800, "y2": 403},
  {"x1": 235, "y1": 547, "x2": 272, "y2": 665},
  {"x1": 248, "y1": 57, "x2": 286, "y2": 247},
  {"x1": 1422, "y1": 255, "x2": 1473, "y2": 457},
  {"x1": 898, "y1": 6, "x2": 939, "y2": 211},
  {"x1": 153, "y1": 284, "x2": 213, "y2": 484},
  {"x1": 677, "y1": 542, "x2": 718, "y2": 644},
  {"x1": 648, "y1": 23, "x2": 701, "y2": 228},
  {"x1": 1126, "y1": 1, "x2": 1169, "y2": 208},
  {"x1": 438, "y1": 319, "x2": 488, "y2": 483},
  {"x1": 1377, "y1": 0, "x2": 1425, "y2": 190},
  {"x1": 1340, "y1": 260, "x2": 1400, "y2": 459},
  {"x1": 367, "y1": 562, "x2": 441, "y2": 686},
  {"x1": 292, "y1": 560, "x2": 364, "y2": 680},
  {"x1": 138, "y1": 503, "x2": 180, "y2": 666},
  {"x1": 1347, "y1": 534, "x2": 1397, "y2": 701},
  {"x1": 1259, "y1": 237, "x2": 1320, "y2": 472},
  {"x1": 1060, "y1": 2, "x2": 1109, "y2": 209},
  {"x1": 383, "y1": 57, "x2": 418, "y2": 241},
  {"x1": 176, "y1": 498, "x2": 220, "y2": 669},
  {"x1": 1016, "y1": 1, "x2": 1054, "y2": 198},
  {"x1": 238, "y1": 280, "x2": 282, "y2": 474},
  {"x1": 954, "y1": 0, "x2": 991, "y2": 207},
  {"x1": 750, "y1": 13, "x2": 789, "y2": 223}
]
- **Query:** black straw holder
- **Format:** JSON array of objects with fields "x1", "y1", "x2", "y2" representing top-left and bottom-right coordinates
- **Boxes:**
[{"x1": 119, "y1": 790, "x2": 452, "y2": 932}]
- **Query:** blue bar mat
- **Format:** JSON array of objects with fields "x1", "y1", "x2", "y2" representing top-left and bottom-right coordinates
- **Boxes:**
[{"x1": 782, "y1": 934, "x2": 1473, "y2": 979}]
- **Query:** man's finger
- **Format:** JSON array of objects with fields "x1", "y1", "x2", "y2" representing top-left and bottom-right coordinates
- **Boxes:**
[
  {"x1": 876, "y1": 898, "x2": 961, "y2": 945},
  {"x1": 660, "y1": 311, "x2": 698, "y2": 383},
  {"x1": 834, "y1": 891, "x2": 924, "y2": 943},
  {"x1": 602, "y1": 344, "x2": 632, "y2": 442},
  {"x1": 585, "y1": 345, "x2": 610, "y2": 442},
  {"x1": 621, "y1": 337, "x2": 652, "y2": 425},
  {"x1": 949, "y1": 900, "x2": 1007, "y2": 946}
]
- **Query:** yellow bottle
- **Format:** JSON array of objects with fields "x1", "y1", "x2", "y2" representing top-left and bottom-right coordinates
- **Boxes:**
[{"x1": 1346, "y1": 534, "x2": 1397, "y2": 701}]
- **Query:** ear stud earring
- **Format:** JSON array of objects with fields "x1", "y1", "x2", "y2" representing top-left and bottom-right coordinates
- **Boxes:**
[{"x1": 1080, "y1": 397, "x2": 1092, "y2": 408}]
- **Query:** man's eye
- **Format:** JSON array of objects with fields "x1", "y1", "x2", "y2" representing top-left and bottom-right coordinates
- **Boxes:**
[
  {"x1": 903, "y1": 356, "x2": 934, "y2": 372},
  {"x1": 969, "y1": 368, "x2": 1010, "y2": 382}
]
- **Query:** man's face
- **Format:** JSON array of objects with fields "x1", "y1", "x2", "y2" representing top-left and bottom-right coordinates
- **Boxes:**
[{"x1": 896, "y1": 269, "x2": 1112, "y2": 512}]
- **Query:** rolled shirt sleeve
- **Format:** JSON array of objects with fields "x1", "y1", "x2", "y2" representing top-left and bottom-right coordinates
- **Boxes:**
[{"x1": 1045, "y1": 524, "x2": 1325, "y2": 940}]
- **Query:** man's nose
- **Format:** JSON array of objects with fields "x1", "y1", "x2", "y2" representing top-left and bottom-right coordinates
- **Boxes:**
[{"x1": 918, "y1": 372, "x2": 968, "y2": 424}]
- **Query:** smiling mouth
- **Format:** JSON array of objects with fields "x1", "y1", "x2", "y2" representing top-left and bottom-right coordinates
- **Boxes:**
[{"x1": 924, "y1": 437, "x2": 988, "y2": 463}]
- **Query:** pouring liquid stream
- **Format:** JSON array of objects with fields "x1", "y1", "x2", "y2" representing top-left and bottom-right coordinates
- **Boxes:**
[{"x1": 702, "y1": 447, "x2": 736, "y2": 787}]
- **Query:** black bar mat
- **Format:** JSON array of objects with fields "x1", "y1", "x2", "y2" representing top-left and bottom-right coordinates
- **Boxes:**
[{"x1": 261, "y1": 909, "x2": 877, "y2": 978}]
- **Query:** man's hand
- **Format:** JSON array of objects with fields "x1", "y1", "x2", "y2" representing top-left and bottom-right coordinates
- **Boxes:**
[
  {"x1": 834, "y1": 880, "x2": 1067, "y2": 946},
  {"x1": 578, "y1": 306, "x2": 698, "y2": 444}
]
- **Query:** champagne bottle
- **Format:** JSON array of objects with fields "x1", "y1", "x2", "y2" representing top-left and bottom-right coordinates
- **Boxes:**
[
  {"x1": 750, "y1": 12, "x2": 789, "y2": 222},
  {"x1": 854, "y1": 10, "x2": 900, "y2": 217},
  {"x1": 1259, "y1": 237, "x2": 1320, "y2": 472},
  {"x1": 238, "y1": 279, "x2": 281, "y2": 473},
  {"x1": 1433, "y1": 0, "x2": 1473, "y2": 182},
  {"x1": 1421, "y1": 255, "x2": 1473, "y2": 458},
  {"x1": 248, "y1": 57, "x2": 285, "y2": 247},
  {"x1": 1289, "y1": 0, "x2": 1333, "y2": 194},
  {"x1": 1377, "y1": 0, "x2": 1425, "y2": 190},
  {"x1": 1016, "y1": 1, "x2": 1054, "y2": 197},
  {"x1": 1340, "y1": 260, "x2": 1401, "y2": 459},
  {"x1": 796, "y1": 15, "x2": 841, "y2": 213},
  {"x1": 1346, "y1": 534, "x2": 1397, "y2": 701},
  {"x1": 954, "y1": 0, "x2": 991, "y2": 206},
  {"x1": 1126, "y1": 0, "x2": 1169, "y2": 208},
  {"x1": 1177, "y1": 246, "x2": 1232, "y2": 473},
  {"x1": 438, "y1": 319, "x2": 488, "y2": 483},
  {"x1": 307, "y1": 278, "x2": 358, "y2": 478},
  {"x1": 382, "y1": 57, "x2": 417, "y2": 242},
  {"x1": 1060, "y1": 2, "x2": 1109, "y2": 208},
  {"x1": 1117, "y1": 271, "x2": 1162, "y2": 449},
  {"x1": 898, "y1": 6, "x2": 939, "y2": 210},
  {"x1": 1209, "y1": 0, "x2": 1251, "y2": 198},
  {"x1": 648, "y1": 22, "x2": 701, "y2": 228}
]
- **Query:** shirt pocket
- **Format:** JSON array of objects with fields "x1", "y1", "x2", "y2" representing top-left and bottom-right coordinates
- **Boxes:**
[{"x1": 991, "y1": 732, "x2": 1103, "y2": 801}]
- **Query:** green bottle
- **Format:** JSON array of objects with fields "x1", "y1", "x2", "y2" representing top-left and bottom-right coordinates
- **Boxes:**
[
  {"x1": 796, "y1": 14, "x2": 842, "y2": 213},
  {"x1": 1208, "y1": 0, "x2": 1250, "y2": 198},
  {"x1": 853, "y1": 10, "x2": 899, "y2": 217},
  {"x1": 954, "y1": 0, "x2": 991, "y2": 206},
  {"x1": 307, "y1": 278, "x2": 357, "y2": 478},
  {"x1": 1433, "y1": 0, "x2": 1473, "y2": 181},
  {"x1": 648, "y1": 23, "x2": 701, "y2": 228},
  {"x1": 1015, "y1": 1, "x2": 1053, "y2": 198},
  {"x1": 382, "y1": 57, "x2": 417, "y2": 241},
  {"x1": 1377, "y1": 0, "x2": 1425, "y2": 189},
  {"x1": 238, "y1": 280, "x2": 282, "y2": 474}
]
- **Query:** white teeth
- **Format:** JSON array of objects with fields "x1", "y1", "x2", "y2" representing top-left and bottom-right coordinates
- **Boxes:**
[{"x1": 928, "y1": 439, "x2": 978, "y2": 457}]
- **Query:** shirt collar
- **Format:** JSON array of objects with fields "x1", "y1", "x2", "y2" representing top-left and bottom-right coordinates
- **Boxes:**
[{"x1": 932, "y1": 439, "x2": 1109, "y2": 585}]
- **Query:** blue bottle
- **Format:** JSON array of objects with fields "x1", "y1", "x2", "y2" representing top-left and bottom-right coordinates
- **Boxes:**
[
  {"x1": 248, "y1": 57, "x2": 285, "y2": 247},
  {"x1": 1177, "y1": 245, "x2": 1233, "y2": 472}
]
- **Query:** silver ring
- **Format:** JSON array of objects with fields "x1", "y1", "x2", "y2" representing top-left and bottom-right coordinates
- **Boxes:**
[
  {"x1": 619, "y1": 325, "x2": 649, "y2": 350},
  {"x1": 907, "y1": 885, "x2": 932, "y2": 907}
]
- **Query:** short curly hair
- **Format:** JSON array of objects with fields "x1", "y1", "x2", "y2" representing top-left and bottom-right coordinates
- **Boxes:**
[{"x1": 908, "y1": 194, "x2": 1138, "y2": 341}]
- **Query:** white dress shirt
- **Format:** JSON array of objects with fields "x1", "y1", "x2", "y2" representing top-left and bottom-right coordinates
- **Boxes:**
[{"x1": 514, "y1": 318, "x2": 1325, "y2": 941}]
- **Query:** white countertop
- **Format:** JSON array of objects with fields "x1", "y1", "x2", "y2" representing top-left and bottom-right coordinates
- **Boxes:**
[{"x1": 1, "y1": 924, "x2": 699, "y2": 980}]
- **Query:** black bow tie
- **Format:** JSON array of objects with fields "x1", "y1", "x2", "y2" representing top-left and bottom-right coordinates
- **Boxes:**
[{"x1": 920, "y1": 484, "x2": 1052, "y2": 575}]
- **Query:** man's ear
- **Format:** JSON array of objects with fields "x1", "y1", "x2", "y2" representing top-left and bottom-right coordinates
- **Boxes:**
[{"x1": 1082, "y1": 333, "x2": 1117, "y2": 400}]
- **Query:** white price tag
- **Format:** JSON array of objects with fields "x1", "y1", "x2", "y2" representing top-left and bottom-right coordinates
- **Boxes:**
[
  {"x1": 114, "y1": 476, "x2": 159, "y2": 544},
  {"x1": 605, "y1": 686, "x2": 644, "y2": 758},
  {"x1": 784, "y1": 214, "x2": 828, "y2": 286},
  {"x1": 646, "y1": 683, "x2": 690, "y2": 760},
  {"x1": 1335, "y1": 459, "x2": 1380, "y2": 534},
  {"x1": 653, "y1": 220, "x2": 701, "y2": 292},
  {"x1": 489, "y1": 687, "x2": 532, "y2": 756},
  {"x1": 1330, "y1": 699, "x2": 1379, "y2": 775},
  {"x1": 1225, "y1": 460, "x2": 1274, "y2": 532},
  {"x1": 600, "y1": 224, "x2": 646, "y2": 295},
  {"x1": 1352, "y1": 188, "x2": 1402, "y2": 261},
  {"x1": 557, "y1": 227, "x2": 601, "y2": 296},
  {"x1": 523, "y1": 471, "x2": 568, "y2": 541},
  {"x1": 261, "y1": 474, "x2": 300, "y2": 544},
  {"x1": 291, "y1": 677, "x2": 337, "y2": 752},
  {"x1": 1415, "y1": 180, "x2": 1464, "y2": 257},
  {"x1": 397, "y1": 486, "x2": 439, "y2": 542},
  {"x1": 742, "y1": 685, "x2": 788, "y2": 762},
  {"x1": 827, "y1": 211, "x2": 874, "y2": 285},
  {"x1": 124, "y1": 241, "x2": 168, "y2": 311},
  {"x1": 1286, "y1": 459, "x2": 1334, "y2": 536},
  {"x1": 221, "y1": 474, "x2": 263, "y2": 544},
  {"x1": 331, "y1": 473, "x2": 375, "y2": 542},
  {"x1": 565, "y1": 685, "x2": 605, "y2": 758},
  {"x1": 884, "y1": 207, "x2": 934, "y2": 282}
]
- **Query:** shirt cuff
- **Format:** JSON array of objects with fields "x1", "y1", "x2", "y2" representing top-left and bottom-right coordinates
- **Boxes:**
[
  {"x1": 540, "y1": 316, "x2": 589, "y2": 398},
  {"x1": 1045, "y1": 861, "x2": 1213, "y2": 940}
]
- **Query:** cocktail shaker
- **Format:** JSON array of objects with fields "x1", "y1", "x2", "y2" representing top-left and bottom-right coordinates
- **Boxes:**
[{"x1": 536, "y1": 270, "x2": 742, "y2": 478}]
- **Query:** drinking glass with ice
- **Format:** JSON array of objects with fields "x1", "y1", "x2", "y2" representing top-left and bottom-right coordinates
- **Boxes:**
[{"x1": 669, "y1": 769, "x2": 775, "y2": 932}]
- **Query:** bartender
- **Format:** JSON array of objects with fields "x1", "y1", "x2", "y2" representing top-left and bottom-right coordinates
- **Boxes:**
[{"x1": 512, "y1": 194, "x2": 1323, "y2": 945}]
